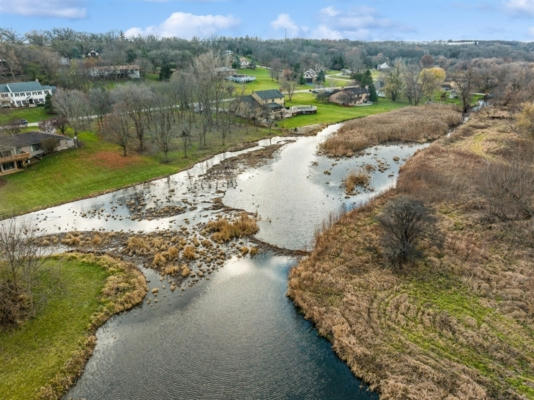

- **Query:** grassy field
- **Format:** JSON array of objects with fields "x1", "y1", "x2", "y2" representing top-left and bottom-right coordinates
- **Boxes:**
[
  {"x1": 0, "y1": 257, "x2": 108, "y2": 400},
  {"x1": 0, "y1": 124, "x2": 283, "y2": 217},
  {"x1": 0, "y1": 254, "x2": 146, "y2": 400},
  {"x1": 288, "y1": 108, "x2": 534, "y2": 399},
  {"x1": 279, "y1": 93, "x2": 408, "y2": 129},
  {"x1": 0, "y1": 107, "x2": 49, "y2": 124},
  {"x1": 234, "y1": 67, "x2": 309, "y2": 94}
]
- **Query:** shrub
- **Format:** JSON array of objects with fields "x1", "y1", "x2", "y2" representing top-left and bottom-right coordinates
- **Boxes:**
[
  {"x1": 479, "y1": 159, "x2": 534, "y2": 221},
  {"x1": 181, "y1": 265, "x2": 191, "y2": 277},
  {"x1": 345, "y1": 169, "x2": 370, "y2": 194},
  {"x1": 182, "y1": 246, "x2": 197, "y2": 260},
  {"x1": 206, "y1": 213, "x2": 259, "y2": 243},
  {"x1": 377, "y1": 196, "x2": 438, "y2": 269}
]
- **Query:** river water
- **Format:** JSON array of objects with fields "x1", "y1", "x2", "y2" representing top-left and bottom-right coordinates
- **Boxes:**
[{"x1": 15, "y1": 123, "x2": 426, "y2": 399}]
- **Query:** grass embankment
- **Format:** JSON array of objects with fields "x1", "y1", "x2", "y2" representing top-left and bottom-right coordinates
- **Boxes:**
[
  {"x1": 0, "y1": 253, "x2": 147, "y2": 400},
  {"x1": 320, "y1": 104, "x2": 462, "y2": 156},
  {"x1": 288, "y1": 108, "x2": 534, "y2": 399},
  {"x1": 0, "y1": 124, "x2": 281, "y2": 217},
  {"x1": 280, "y1": 93, "x2": 408, "y2": 129},
  {"x1": 0, "y1": 107, "x2": 49, "y2": 124}
]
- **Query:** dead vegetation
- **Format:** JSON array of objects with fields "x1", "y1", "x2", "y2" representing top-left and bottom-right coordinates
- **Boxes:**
[
  {"x1": 344, "y1": 169, "x2": 370, "y2": 194},
  {"x1": 321, "y1": 104, "x2": 463, "y2": 157},
  {"x1": 37, "y1": 253, "x2": 146, "y2": 400},
  {"x1": 205, "y1": 213, "x2": 259, "y2": 243},
  {"x1": 289, "y1": 107, "x2": 534, "y2": 399}
]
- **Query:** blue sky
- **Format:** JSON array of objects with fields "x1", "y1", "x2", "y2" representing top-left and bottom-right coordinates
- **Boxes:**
[{"x1": 1, "y1": 0, "x2": 534, "y2": 41}]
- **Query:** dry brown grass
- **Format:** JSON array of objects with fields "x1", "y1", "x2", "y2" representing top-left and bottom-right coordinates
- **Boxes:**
[
  {"x1": 289, "y1": 107, "x2": 534, "y2": 400},
  {"x1": 344, "y1": 169, "x2": 370, "y2": 194},
  {"x1": 182, "y1": 245, "x2": 197, "y2": 260},
  {"x1": 321, "y1": 104, "x2": 463, "y2": 157},
  {"x1": 206, "y1": 213, "x2": 259, "y2": 243},
  {"x1": 37, "y1": 253, "x2": 146, "y2": 400}
]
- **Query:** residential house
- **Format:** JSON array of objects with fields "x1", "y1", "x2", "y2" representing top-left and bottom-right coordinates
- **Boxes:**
[
  {"x1": 0, "y1": 132, "x2": 75, "y2": 176},
  {"x1": 303, "y1": 69, "x2": 318, "y2": 83},
  {"x1": 234, "y1": 89, "x2": 285, "y2": 122},
  {"x1": 239, "y1": 57, "x2": 251, "y2": 68},
  {"x1": 89, "y1": 65, "x2": 141, "y2": 79},
  {"x1": 341, "y1": 69, "x2": 353, "y2": 76},
  {"x1": 215, "y1": 66, "x2": 236, "y2": 76},
  {"x1": 234, "y1": 89, "x2": 316, "y2": 122},
  {"x1": 377, "y1": 62, "x2": 391, "y2": 71},
  {"x1": 86, "y1": 49, "x2": 100, "y2": 58},
  {"x1": 329, "y1": 86, "x2": 370, "y2": 106},
  {"x1": 0, "y1": 81, "x2": 56, "y2": 108},
  {"x1": 226, "y1": 74, "x2": 257, "y2": 84}
]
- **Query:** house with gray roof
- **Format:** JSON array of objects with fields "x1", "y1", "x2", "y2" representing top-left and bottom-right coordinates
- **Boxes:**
[
  {"x1": 0, "y1": 81, "x2": 56, "y2": 108},
  {"x1": 0, "y1": 132, "x2": 75, "y2": 175}
]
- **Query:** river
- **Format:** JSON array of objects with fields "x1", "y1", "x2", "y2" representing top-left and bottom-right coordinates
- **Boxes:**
[{"x1": 11, "y1": 123, "x2": 427, "y2": 399}]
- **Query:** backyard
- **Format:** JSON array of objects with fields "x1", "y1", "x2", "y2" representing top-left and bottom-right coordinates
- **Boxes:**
[
  {"x1": 0, "y1": 123, "x2": 283, "y2": 217},
  {"x1": 280, "y1": 93, "x2": 408, "y2": 128}
]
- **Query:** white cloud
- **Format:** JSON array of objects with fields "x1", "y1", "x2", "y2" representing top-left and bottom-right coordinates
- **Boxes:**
[
  {"x1": 312, "y1": 6, "x2": 409, "y2": 40},
  {"x1": 320, "y1": 6, "x2": 340, "y2": 18},
  {"x1": 313, "y1": 25, "x2": 343, "y2": 40},
  {"x1": 271, "y1": 14, "x2": 301, "y2": 38},
  {"x1": 125, "y1": 12, "x2": 239, "y2": 39},
  {"x1": 0, "y1": 0, "x2": 86, "y2": 18},
  {"x1": 505, "y1": 0, "x2": 534, "y2": 14}
]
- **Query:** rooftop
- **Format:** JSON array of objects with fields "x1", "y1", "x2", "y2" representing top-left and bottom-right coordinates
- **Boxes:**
[
  {"x1": 254, "y1": 89, "x2": 284, "y2": 100},
  {"x1": 0, "y1": 81, "x2": 55, "y2": 94},
  {"x1": 0, "y1": 132, "x2": 70, "y2": 148}
]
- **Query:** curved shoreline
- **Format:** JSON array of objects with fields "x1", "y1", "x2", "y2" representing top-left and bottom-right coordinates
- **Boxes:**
[{"x1": 36, "y1": 253, "x2": 147, "y2": 400}]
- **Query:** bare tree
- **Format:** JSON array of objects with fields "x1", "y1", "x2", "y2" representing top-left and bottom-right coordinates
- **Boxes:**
[
  {"x1": 103, "y1": 104, "x2": 132, "y2": 156},
  {"x1": 150, "y1": 84, "x2": 178, "y2": 162},
  {"x1": 88, "y1": 87, "x2": 113, "y2": 132},
  {"x1": 0, "y1": 218, "x2": 42, "y2": 325},
  {"x1": 384, "y1": 60, "x2": 404, "y2": 102},
  {"x1": 192, "y1": 51, "x2": 221, "y2": 148},
  {"x1": 480, "y1": 160, "x2": 534, "y2": 221},
  {"x1": 52, "y1": 88, "x2": 90, "y2": 141},
  {"x1": 111, "y1": 83, "x2": 155, "y2": 152},
  {"x1": 377, "y1": 196, "x2": 438, "y2": 269},
  {"x1": 452, "y1": 63, "x2": 477, "y2": 114},
  {"x1": 280, "y1": 79, "x2": 297, "y2": 101},
  {"x1": 402, "y1": 64, "x2": 423, "y2": 106}
]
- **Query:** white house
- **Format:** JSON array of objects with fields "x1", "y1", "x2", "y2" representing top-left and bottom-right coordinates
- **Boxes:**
[
  {"x1": 303, "y1": 69, "x2": 318, "y2": 82},
  {"x1": 377, "y1": 62, "x2": 391, "y2": 71},
  {"x1": 239, "y1": 57, "x2": 251, "y2": 68},
  {"x1": 0, "y1": 81, "x2": 56, "y2": 108},
  {"x1": 88, "y1": 65, "x2": 141, "y2": 79}
]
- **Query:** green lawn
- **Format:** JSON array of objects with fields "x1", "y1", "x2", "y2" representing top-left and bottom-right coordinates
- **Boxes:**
[
  {"x1": 0, "y1": 124, "x2": 284, "y2": 217},
  {"x1": 234, "y1": 67, "x2": 310, "y2": 95},
  {"x1": 279, "y1": 93, "x2": 408, "y2": 129},
  {"x1": 0, "y1": 257, "x2": 109, "y2": 400},
  {"x1": 0, "y1": 107, "x2": 49, "y2": 124}
]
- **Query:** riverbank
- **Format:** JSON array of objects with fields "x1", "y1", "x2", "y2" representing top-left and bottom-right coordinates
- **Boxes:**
[
  {"x1": 288, "y1": 107, "x2": 534, "y2": 399},
  {"x1": 0, "y1": 125, "x2": 285, "y2": 218},
  {"x1": 320, "y1": 104, "x2": 462, "y2": 157},
  {"x1": 0, "y1": 253, "x2": 147, "y2": 400}
]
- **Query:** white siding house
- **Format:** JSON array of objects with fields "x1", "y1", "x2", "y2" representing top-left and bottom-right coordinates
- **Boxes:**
[{"x1": 0, "y1": 81, "x2": 56, "y2": 108}]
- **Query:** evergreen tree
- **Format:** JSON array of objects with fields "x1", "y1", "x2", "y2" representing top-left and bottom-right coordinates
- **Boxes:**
[
  {"x1": 159, "y1": 64, "x2": 172, "y2": 81},
  {"x1": 352, "y1": 70, "x2": 378, "y2": 102},
  {"x1": 317, "y1": 70, "x2": 326, "y2": 83},
  {"x1": 44, "y1": 93, "x2": 54, "y2": 114}
]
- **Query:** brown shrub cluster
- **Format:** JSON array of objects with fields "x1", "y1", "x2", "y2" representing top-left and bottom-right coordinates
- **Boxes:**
[
  {"x1": 321, "y1": 104, "x2": 462, "y2": 157},
  {"x1": 205, "y1": 213, "x2": 259, "y2": 243},
  {"x1": 344, "y1": 169, "x2": 370, "y2": 194}
]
